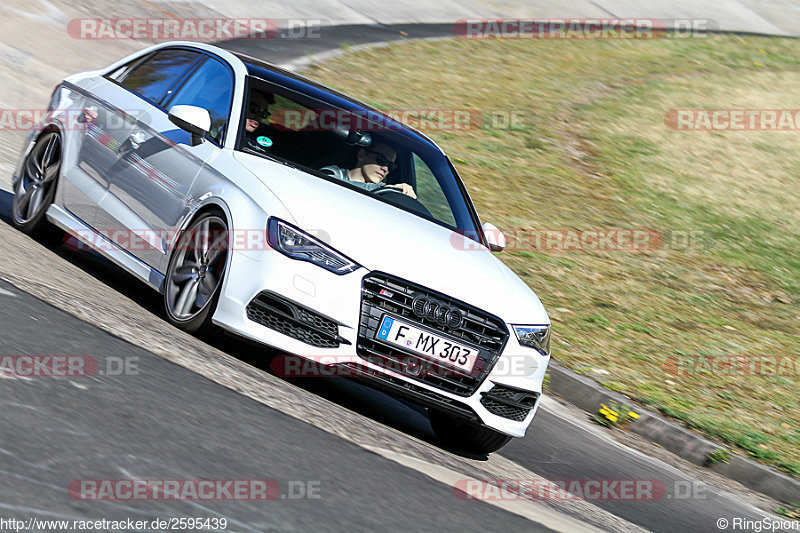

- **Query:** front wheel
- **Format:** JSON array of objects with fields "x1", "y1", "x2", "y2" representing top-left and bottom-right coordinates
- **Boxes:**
[
  {"x1": 11, "y1": 131, "x2": 61, "y2": 236},
  {"x1": 429, "y1": 410, "x2": 512, "y2": 455},
  {"x1": 164, "y1": 212, "x2": 229, "y2": 334}
]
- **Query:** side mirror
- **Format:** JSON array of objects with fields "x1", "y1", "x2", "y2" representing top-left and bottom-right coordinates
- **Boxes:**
[
  {"x1": 482, "y1": 222, "x2": 506, "y2": 252},
  {"x1": 168, "y1": 105, "x2": 211, "y2": 146}
]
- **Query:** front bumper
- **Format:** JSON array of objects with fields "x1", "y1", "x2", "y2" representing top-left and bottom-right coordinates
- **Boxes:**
[{"x1": 212, "y1": 249, "x2": 549, "y2": 438}]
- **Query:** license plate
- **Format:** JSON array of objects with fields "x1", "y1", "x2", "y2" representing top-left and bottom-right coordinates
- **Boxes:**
[{"x1": 375, "y1": 315, "x2": 479, "y2": 374}]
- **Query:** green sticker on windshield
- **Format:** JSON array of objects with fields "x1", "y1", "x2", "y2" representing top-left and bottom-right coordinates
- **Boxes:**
[{"x1": 256, "y1": 136, "x2": 272, "y2": 147}]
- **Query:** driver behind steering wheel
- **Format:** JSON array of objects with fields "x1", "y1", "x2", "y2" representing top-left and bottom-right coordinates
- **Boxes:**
[{"x1": 320, "y1": 142, "x2": 417, "y2": 198}]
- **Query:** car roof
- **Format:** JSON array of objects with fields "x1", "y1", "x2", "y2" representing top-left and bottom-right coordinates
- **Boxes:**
[{"x1": 230, "y1": 50, "x2": 442, "y2": 151}]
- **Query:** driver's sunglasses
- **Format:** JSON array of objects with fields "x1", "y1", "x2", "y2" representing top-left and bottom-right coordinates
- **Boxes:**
[
  {"x1": 248, "y1": 103, "x2": 271, "y2": 119},
  {"x1": 367, "y1": 150, "x2": 397, "y2": 172}
]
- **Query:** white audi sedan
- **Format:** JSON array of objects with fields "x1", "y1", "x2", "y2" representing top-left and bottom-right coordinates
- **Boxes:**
[{"x1": 11, "y1": 41, "x2": 550, "y2": 453}]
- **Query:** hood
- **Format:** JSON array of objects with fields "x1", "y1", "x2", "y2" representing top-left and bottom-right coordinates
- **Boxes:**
[{"x1": 235, "y1": 152, "x2": 549, "y2": 325}]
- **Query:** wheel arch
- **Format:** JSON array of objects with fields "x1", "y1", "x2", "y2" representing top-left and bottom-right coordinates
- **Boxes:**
[
  {"x1": 161, "y1": 197, "x2": 234, "y2": 294},
  {"x1": 12, "y1": 124, "x2": 63, "y2": 191}
]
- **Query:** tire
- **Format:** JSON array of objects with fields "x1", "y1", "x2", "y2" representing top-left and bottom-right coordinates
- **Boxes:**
[
  {"x1": 163, "y1": 210, "x2": 229, "y2": 335},
  {"x1": 429, "y1": 409, "x2": 512, "y2": 455},
  {"x1": 11, "y1": 131, "x2": 61, "y2": 237}
]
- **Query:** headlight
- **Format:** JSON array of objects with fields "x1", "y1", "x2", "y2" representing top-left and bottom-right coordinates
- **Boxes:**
[
  {"x1": 512, "y1": 325, "x2": 551, "y2": 356},
  {"x1": 267, "y1": 218, "x2": 360, "y2": 275}
]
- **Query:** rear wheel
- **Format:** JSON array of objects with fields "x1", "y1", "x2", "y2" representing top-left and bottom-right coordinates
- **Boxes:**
[
  {"x1": 164, "y1": 212, "x2": 228, "y2": 334},
  {"x1": 429, "y1": 409, "x2": 512, "y2": 454},
  {"x1": 11, "y1": 131, "x2": 61, "y2": 236}
]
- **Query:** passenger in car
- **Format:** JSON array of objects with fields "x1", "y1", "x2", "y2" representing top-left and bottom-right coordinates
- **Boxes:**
[
  {"x1": 320, "y1": 142, "x2": 417, "y2": 198},
  {"x1": 243, "y1": 90, "x2": 276, "y2": 153}
]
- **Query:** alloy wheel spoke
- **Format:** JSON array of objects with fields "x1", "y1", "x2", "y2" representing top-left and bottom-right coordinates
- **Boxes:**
[
  {"x1": 42, "y1": 161, "x2": 60, "y2": 184},
  {"x1": 172, "y1": 265, "x2": 197, "y2": 284},
  {"x1": 15, "y1": 183, "x2": 32, "y2": 212},
  {"x1": 206, "y1": 246, "x2": 226, "y2": 267},
  {"x1": 195, "y1": 291, "x2": 210, "y2": 308},
  {"x1": 208, "y1": 231, "x2": 228, "y2": 260},
  {"x1": 174, "y1": 278, "x2": 199, "y2": 317},
  {"x1": 25, "y1": 156, "x2": 40, "y2": 181},
  {"x1": 193, "y1": 219, "x2": 210, "y2": 264},
  {"x1": 26, "y1": 187, "x2": 44, "y2": 220},
  {"x1": 200, "y1": 271, "x2": 217, "y2": 296},
  {"x1": 206, "y1": 231, "x2": 228, "y2": 267},
  {"x1": 41, "y1": 135, "x2": 58, "y2": 170},
  {"x1": 200, "y1": 220, "x2": 211, "y2": 258},
  {"x1": 180, "y1": 279, "x2": 200, "y2": 316},
  {"x1": 32, "y1": 146, "x2": 44, "y2": 176},
  {"x1": 14, "y1": 172, "x2": 28, "y2": 195}
]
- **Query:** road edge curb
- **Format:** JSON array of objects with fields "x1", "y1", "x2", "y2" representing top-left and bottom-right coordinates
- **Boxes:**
[{"x1": 547, "y1": 361, "x2": 800, "y2": 505}]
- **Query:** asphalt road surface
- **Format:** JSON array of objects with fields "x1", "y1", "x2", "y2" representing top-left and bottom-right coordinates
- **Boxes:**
[{"x1": 0, "y1": 230, "x2": 785, "y2": 532}]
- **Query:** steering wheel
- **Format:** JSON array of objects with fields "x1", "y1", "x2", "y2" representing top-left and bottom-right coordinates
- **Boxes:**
[{"x1": 373, "y1": 186, "x2": 433, "y2": 218}]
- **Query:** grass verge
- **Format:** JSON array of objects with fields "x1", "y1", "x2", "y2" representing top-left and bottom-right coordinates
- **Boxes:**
[{"x1": 303, "y1": 34, "x2": 800, "y2": 477}]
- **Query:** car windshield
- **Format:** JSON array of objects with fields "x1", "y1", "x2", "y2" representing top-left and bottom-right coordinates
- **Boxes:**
[{"x1": 236, "y1": 79, "x2": 482, "y2": 238}]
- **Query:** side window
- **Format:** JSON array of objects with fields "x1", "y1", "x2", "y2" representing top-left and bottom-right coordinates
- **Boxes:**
[
  {"x1": 414, "y1": 154, "x2": 456, "y2": 227},
  {"x1": 120, "y1": 49, "x2": 201, "y2": 105},
  {"x1": 107, "y1": 57, "x2": 142, "y2": 81},
  {"x1": 164, "y1": 57, "x2": 234, "y2": 144},
  {"x1": 239, "y1": 85, "x2": 328, "y2": 166},
  {"x1": 268, "y1": 95, "x2": 319, "y2": 131}
]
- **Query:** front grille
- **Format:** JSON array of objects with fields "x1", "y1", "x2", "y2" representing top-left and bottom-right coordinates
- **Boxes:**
[
  {"x1": 358, "y1": 272, "x2": 508, "y2": 396},
  {"x1": 480, "y1": 385, "x2": 539, "y2": 421},
  {"x1": 246, "y1": 292, "x2": 348, "y2": 348}
]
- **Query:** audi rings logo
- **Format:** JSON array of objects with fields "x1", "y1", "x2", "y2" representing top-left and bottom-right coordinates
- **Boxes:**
[{"x1": 411, "y1": 294, "x2": 464, "y2": 329}]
